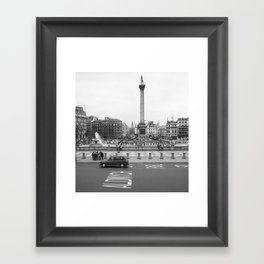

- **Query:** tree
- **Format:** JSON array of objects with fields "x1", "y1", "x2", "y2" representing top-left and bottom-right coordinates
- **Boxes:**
[{"x1": 76, "y1": 121, "x2": 87, "y2": 148}]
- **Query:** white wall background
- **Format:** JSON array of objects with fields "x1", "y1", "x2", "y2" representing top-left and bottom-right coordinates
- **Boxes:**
[{"x1": 0, "y1": 0, "x2": 263, "y2": 263}]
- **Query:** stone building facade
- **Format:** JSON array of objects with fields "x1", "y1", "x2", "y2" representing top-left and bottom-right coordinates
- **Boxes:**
[
  {"x1": 86, "y1": 117, "x2": 128, "y2": 140},
  {"x1": 166, "y1": 117, "x2": 189, "y2": 139}
]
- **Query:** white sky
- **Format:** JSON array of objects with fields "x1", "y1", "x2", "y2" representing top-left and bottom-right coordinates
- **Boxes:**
[{"x1": 76, "y1": 72, "x2": 188, "y2": 127}]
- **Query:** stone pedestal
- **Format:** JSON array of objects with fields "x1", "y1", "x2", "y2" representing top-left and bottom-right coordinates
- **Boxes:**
[{"x1": 137, "y1": 122, "x2": 147, "y2": 140}]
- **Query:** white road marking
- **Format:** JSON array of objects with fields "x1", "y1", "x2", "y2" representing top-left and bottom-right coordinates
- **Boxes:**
[
  {"x1": 145, "y1": 164, "x2": 164, "y2": 169},
  {"x1": 174, "y1": 164, "x2": 188, "y2": 168},
  {"x1": 103, "y1": 171, "x2": 133, "y2": 189}
]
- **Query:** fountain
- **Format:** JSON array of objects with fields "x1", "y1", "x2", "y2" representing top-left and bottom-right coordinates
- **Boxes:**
[
  {"x1": 85, "y1": 132, "x2": 116, "y2": 149},
  {"x1": 95, "y1": 132, "x2": 104, "y2": 145}
]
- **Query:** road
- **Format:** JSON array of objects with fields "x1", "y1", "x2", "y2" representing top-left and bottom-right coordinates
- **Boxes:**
[{"x1": 76, "y1": 163, "x2": 188, "y2": 192}]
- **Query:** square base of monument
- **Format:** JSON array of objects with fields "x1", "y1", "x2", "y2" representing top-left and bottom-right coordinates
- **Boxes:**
[{"x1": 137, "y1": 123, "x2": 147, "y2": 140}]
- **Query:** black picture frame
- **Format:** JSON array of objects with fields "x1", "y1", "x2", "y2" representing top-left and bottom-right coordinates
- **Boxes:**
[{"x1": 37, "y1": 17, "x2": 228, "y2": 247}]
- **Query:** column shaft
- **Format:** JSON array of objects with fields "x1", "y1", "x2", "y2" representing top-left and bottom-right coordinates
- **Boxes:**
[{"x1": 140, "y1": 90, "x2": 144, "y2": 123}]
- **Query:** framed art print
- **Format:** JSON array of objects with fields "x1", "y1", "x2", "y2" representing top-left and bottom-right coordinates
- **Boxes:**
[{"x1": 36, "y1": 17, "x2": 228, "y2": 246}]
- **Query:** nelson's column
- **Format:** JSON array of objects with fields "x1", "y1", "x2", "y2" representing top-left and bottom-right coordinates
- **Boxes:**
[{"x1": 137, "y1": 76, "x2": 147, "y2": 140}]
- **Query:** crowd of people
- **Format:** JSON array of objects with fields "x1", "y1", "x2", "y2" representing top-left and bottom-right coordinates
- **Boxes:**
[
  {"x1": 157, "y1": 143, "x2": 164, "y2": 151},
  {"x1": 91, "y1": 151, "x2": 104, "y2": 161}
]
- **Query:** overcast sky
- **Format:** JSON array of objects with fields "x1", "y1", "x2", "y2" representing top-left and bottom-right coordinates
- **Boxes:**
[{"x1": 76, "y1": 72, "x2": 188, "y2": 127}]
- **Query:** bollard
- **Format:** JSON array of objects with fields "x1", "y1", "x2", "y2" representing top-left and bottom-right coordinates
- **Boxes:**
[
  {"x1": 183, "y1": 152, "x2": 186, "y2": 159},
  {"x1": 137, "y1": 153, "x2": 141, "y2": 159},
  {"x1": 104, "y1": 153, "x2": 107, "y2": 159},
  {"x1": 107, "y1": 145, "x2": 110, "y2": 151},
  {"x1": 126, "y1": 153, "x2": 129, "y2": 159},
  {"x1": 82, "y1": 153, "x2": 86, "y2": 159},
  {"x1": 160, "y1": 153, "x2": 163, "y2": 159},
  {"x1": 148, "y1": 153, "x2": 152, "y2": 159},
  {"x1": 171, "y1": 153, "x2": 175, "y2": 159}
]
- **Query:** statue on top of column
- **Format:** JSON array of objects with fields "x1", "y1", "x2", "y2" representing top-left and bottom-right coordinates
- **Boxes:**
[{"x1": 140, "y1": 75, "x2": 144, "y2": 85}]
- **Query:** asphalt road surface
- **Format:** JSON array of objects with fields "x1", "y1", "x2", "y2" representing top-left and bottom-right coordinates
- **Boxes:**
[{"x1": 76, "y1": 163, "x2": 188, "y2": 192}]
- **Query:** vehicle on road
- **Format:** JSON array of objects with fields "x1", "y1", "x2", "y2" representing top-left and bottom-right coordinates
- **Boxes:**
[{"x1": 100, "y1": 156, "x2": 129, "y2": 168}]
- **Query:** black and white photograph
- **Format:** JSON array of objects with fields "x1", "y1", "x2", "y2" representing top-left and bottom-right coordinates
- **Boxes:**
[{"x1": 75, "y1": 72, "x2": 189, "y2": 192}]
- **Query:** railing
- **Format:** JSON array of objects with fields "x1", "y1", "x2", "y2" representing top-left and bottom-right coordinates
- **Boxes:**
[
  {"x1": 79, "y1": 151, "x2": 188, "y2": 160},
  {"x1": 77, "y1": 145, "x2": 188, "y2": 151}
]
